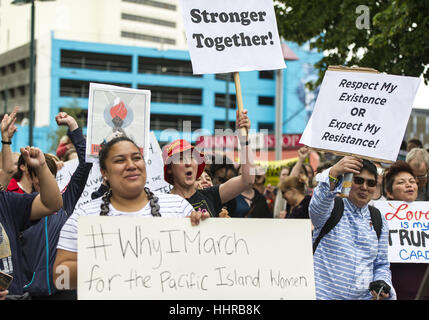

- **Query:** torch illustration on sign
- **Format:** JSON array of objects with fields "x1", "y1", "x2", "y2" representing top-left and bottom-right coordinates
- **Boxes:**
[{"x1": 103, "y1": 97, "x2": 134, "y2": 141}]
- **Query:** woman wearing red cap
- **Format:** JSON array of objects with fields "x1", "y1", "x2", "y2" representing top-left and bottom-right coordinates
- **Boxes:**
[{"x1": 162, "y1": 110, "x2": 254, "y2": 217}]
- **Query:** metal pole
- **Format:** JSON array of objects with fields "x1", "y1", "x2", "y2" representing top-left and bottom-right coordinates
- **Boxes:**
[
  {"x1": 4, "y1": 86, "x2": 8, "y2": 115},
  {"x1": 225, "y1": 73, "x2": 231, "y2": 129},
  {"x1": 275, "y1": 69, "x2": 284, "y2": 160},
  {"x1": 28, "y1": 0, "x2": 35, "y2": 146}
]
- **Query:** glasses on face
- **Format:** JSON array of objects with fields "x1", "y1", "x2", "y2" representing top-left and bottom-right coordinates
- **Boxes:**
[{"x1": 353, "y1": 176, "x2": 377, "y2": 187}]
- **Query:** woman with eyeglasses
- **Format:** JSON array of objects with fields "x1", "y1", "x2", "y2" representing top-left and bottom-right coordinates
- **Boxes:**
[{"x1": 383, "y1": 160, "x2": 429, "y2": 300}]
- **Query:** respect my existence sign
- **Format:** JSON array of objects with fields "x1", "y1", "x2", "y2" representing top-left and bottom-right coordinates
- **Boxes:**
[
  {"x1": 77, "y1": 217, "x2": 315, "y2": 300},
  {"x1": 300, "y1": 70, "x2": 420, "y2": 162},
  {"x1": 178, "y1": 0, "x2": 286, "y2": 74},
  {"x1": 373, "y1": 201, "x2": 429, "y2": 263}
]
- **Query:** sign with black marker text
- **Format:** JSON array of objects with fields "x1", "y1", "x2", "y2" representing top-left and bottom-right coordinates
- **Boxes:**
[
  {"x1": 77, "y1": 217, "x2": 315, "y2": 300},
  {"x1": 178, "y1": 0, "x2": 286, "y2": 74},
  {"x1": 300, "y1": 71, "x2": 420, "y2": 162}
]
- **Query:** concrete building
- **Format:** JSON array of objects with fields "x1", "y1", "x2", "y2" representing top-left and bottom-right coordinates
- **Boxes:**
[{"x1": 0, "y1": 0, "x2": 322, "y2": 154}]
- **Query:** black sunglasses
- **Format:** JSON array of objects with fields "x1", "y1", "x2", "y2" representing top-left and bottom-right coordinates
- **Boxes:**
[{"x1": 353, "y1": 176, "x2": 377, "y2": 187}]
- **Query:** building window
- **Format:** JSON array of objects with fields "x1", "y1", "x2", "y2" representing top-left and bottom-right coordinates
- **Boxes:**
[
  {"x1": 60, "y1": 79, "x2": 131, "y2": 98},
  {"x1": 139, "y1": 85, "x2": 202, "y2": 105},
  {"x1": 258, "y1": 96, "x2": 275, "y2": 106},
  {"x1": 150, "y1": 114, "x2": 201, "y2": 131},
  {"x1": 18, "y1": 85, "x2": 26, "y2": 97},
  {"x1": 121, "y1": 13, "x2": 176, "y2": 28},
  {"x1": 122, "y1": 0, "x2": 176, "y2": 11},
  {"x1": 214, "y1": 120, "x2": 236, "y2": 131},
  {"x1": 259, "y1": 70, "x2": 275, "y2": 79},
  {"x1": 8, "y1": 62, "x2": 16, "y2": 74},
  {"x1": 121, "y1": 31, "x2": 176, "y2": 45},
  {"x1": 258, "y1": 122, "x2": 274, "y2": 133},
  {"x1": 138, "y1": 57, "x2": 200, "y2": 77},
  {"x1": 215, "y1": 73, "x2": 233, "y2": 81},
  {"x1": 215, "y1": 93, "x2": 236, "y2": 108},
  {"x1": 60, "y1": 50, "x2": 132, "y2": 72}
]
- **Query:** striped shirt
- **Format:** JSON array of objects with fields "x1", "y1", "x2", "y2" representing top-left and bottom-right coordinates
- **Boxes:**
[
  {"x1": 310, "y1": 169, "x2": 396, "y2": 300},
  {"x1": 57, "y1": 192, "x2": 194, "y2": 252}
]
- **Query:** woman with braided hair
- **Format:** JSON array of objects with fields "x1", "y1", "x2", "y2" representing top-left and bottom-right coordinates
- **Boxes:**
[{"x1": 53, "y1": 136, "x2": 207, "y2": 291}]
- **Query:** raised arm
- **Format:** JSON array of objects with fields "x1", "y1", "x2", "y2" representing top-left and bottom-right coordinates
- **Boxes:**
[
  {"x1": 218, "y1": 109, "x2": 255, "y2": 204},
  {"x1": 290, "y1": 146, "x2": 310, "y2": 177},
  {"x1": 21, "y1": 146, "x2": 63, "y2": 220},
  {"x1": 0, "y1": 106, "x2": 18, "y2": 187},
  {"x1": 56, "y1": 112, "x2": 93, "y2": 215}
]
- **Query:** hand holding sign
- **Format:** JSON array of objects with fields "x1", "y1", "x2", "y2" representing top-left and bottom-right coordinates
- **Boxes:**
[{"x1": 236, "y1": 108, "x2": 250, "y2": 138}]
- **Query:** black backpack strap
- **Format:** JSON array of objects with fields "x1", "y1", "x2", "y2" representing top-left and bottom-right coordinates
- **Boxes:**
[
  {"x1": 313, "y1": 196, "x2": 344, "y2": 254},
  {"x1": 368, "y1": 205, "x2": 382, "y2": 240}
]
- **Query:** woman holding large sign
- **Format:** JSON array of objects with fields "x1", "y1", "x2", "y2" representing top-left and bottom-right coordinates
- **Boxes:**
[
  {"x1": 53, "y1": 137, "x2": 208, "y2": 290},
  {"x1": 383, "y1": 160, "x2": 429, "y2": 300}
]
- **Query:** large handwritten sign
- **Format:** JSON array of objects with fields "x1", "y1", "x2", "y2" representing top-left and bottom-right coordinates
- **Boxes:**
[
  {"x1": 373, "y1": 201, "x2": 429, "y2": 263},
  {"x1": 77, "y1": 217, "x2": 315, "y2": 300},
  {"x1": 300, "y1": 71, "x2": 420, "y2": 162},
  {"x1": 178, "y1": 0, "x2": 286, "y2": 74}
]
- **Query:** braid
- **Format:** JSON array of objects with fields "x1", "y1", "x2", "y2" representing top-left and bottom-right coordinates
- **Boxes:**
[
  {"x1": 145, "y1": 187, "x2": 161, "y2": 217},
  {"x1": 100, "y1": 189, "x2": 113, "y2": 216}
]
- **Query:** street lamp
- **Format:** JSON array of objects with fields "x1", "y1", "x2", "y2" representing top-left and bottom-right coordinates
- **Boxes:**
[
  {"x1": 11, "y1": 0, "x2": 55, "y2": 146},
  {"x1": 275, "y1": 42, "x2": 299, "y2": 160}
]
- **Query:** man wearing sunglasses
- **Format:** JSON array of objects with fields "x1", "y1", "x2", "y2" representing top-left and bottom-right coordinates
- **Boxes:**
[{"x1": 309, "y1": 156, "x2": 396, "y2": 300}]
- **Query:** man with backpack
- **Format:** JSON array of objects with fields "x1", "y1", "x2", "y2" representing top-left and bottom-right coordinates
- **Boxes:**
[{"x1": 309, "y1": 156, "x2": 396, "y2": 300}]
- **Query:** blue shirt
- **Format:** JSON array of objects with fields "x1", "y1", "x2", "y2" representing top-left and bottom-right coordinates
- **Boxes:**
[
  {"x1": 309, "y1": 169, "x2": 396, "y2": 300},
  {"x1": 0, "y1": 191, "x2": 37, "y2": 295}
]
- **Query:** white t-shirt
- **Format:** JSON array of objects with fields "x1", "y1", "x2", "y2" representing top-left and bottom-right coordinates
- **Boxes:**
[{"x1": 57, "y1": 192, "x2": 194, "y2": 252}]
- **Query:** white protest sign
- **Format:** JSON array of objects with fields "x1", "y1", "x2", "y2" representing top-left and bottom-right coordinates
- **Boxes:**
[
  {"x1": 86, "y1": 83, "x2": 151, "y2": 163},
  {"x1": 144, "y1": 132, "x2": 172, "y2": 193},
  {"x1": 56, "y1": 159, "x2": 103, "y2": 210},
  {"x1": 77, "y1": 217, "x2": 315, "y2": 300},
  {"x1": 373, "y1": 201, "x2": 429, "y2": 263},
  {"x1": 178, "y1": 0, "x2": 286, "y2": 74},
  {"x1": 300, "y1": 71, "x2": 420, "y2": 162},
  {"x1": 56, "y1": 133, "x2": 171, "y2": 210}
]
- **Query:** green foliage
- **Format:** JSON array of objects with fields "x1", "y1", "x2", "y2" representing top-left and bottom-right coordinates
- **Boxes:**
[
  {"x1": 47, "y1": 99, "x2": 85, "y2": 154},
  {"x1": 275, "y1": 0, "x2": 429, "y2": 89}
]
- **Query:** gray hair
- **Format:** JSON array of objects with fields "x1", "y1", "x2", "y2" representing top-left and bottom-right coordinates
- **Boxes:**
[{"x1": 406, "y1": 148, "x2": 429, "y2": 167}]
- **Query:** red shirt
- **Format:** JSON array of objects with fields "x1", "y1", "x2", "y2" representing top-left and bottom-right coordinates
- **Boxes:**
[{"x1": 7, "y1": 178, "x2": 27, "y2": 194}]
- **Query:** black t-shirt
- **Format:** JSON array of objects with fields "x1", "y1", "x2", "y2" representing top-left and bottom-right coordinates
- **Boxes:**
[
  {"x1": 0, "y1": 191, "x2": 37, "y2": 295},
  {"x1": 186, "y1": 185, "x2": 223, "y2": 217},
  {"x1": 285, "y1": 195, "x2": 311, "y2": 219}
]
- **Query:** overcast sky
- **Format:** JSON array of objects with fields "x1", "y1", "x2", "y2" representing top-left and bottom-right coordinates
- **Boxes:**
[{"x1": 413, "y1": 77, "x2": 429, "y2": 109}]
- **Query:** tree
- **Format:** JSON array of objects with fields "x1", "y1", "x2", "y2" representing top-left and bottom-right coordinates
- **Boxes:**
[
  {"x1": 47, "y1": 99, "x2": 86, "y2": 154},
  {"x1": 275, "y1": 0, "x2": 429, "y2": 90}
]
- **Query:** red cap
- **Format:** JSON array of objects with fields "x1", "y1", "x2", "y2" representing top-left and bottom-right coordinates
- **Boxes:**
[{"x1": 162, "y1": 139, "x2": 205, "y2": 184}]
